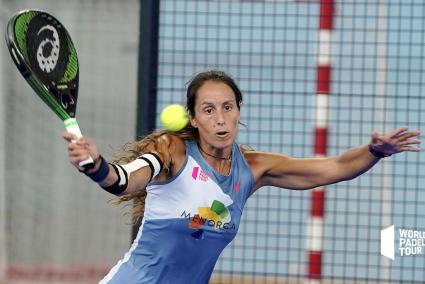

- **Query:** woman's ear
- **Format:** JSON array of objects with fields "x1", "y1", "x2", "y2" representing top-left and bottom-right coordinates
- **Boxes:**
[{"x1": 189, "y1": 115, "x2": 197, "y2": 128}]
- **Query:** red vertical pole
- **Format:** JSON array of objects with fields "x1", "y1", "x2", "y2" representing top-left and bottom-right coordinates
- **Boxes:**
[{"x1": 307, "y1": 0, "x2": 334, "y2": 283}]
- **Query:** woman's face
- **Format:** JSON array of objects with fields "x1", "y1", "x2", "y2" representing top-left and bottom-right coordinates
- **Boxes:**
[{"x1": 190, "y1": 80, "x2": 240, "y2": 152}]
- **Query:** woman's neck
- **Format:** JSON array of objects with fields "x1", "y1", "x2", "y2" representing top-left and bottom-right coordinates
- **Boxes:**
[
  {"x1": 198, "y1": 144, "x2": 231, "y2": 161},
  {"x1": 197, "y1": 141, "x2": 232, "y2": 175}
]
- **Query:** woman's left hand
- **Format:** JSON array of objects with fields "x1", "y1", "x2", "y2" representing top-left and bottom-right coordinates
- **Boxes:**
[{"x1": 369, "y1": 126, "x2": 421, "y2": 157}]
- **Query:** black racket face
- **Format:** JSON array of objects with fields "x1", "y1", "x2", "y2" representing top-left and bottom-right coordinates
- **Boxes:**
[{"x1": 6, "y1": 10, "x2": 79, "y2": 118}]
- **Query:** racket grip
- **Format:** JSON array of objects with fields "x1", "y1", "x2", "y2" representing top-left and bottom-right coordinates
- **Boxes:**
[{"x1": 64, "y1": 118, "x2": 95, "y2": 170}]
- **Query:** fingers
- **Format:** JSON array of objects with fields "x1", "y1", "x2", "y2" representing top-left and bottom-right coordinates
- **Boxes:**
[
  {"x1": 399, "y1": 146, "x2": 421, "y2": 152},
  {"x1": 376, "y1": 127, "x2": 420, "y2": 143},
  {"x1": 399, "y1": 138, "x2": 421, "y2": 146},
  {"x1": 396, "y1": 130, "x2": 420, "y2": 141},
  {"x1": 370, "y1": 127, "x2": 421, "y2": 156},
  {"x1": 63, "y1": 132, "x2": 91, "y2": 144},
  {"x1": 63, "y1": 132, "x2": 95, "y2": 168},
  {"x1": 64, "y1": 131, "x2": 90, "y2": 147},
  {"x1": 388, "y1": 126, "x2": 409, "y2": 139},
  {"x1": 67, "y1": 142, "x2": 90, "y2": 161},
  {"x1": 63, "y1": 131, "x2": 78, "y2": 142},
  {"x1": 392, "y1": 127, "x2": 421, "y2": 153},
  {"x1": 371, "y1": 131, "x2": 382, "y2": 144},
  {"x1": 399, "y1": 138, "x2": 421, "y2": 153},
  {"x1": 68, "y1": 145, "x2": 87, "y2": 157},
  {"x1": 67, "y1": 138, "x2": 87, "y2": 150}
]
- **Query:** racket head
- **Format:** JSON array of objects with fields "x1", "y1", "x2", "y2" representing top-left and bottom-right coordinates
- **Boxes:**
[{"x1": 5, "y1": 10, "x2": 79, "y2": 120}]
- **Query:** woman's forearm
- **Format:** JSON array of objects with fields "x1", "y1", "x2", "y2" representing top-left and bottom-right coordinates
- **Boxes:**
[{"x1": 336, "y1": 144, "x2": 381, "y2": 181}]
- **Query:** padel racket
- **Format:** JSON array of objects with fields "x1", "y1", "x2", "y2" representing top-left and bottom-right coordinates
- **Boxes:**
[{"x1": 5, "y1": 10, "x2": 94, "y2": 169}]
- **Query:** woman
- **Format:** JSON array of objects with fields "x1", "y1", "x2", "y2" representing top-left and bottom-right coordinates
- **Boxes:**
[{"x1": 63, "y1": 70, "x2": 420, "y2": 284}]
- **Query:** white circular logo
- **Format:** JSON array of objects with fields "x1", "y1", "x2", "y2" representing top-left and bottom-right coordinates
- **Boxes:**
[{"x1": 36, "y1": 25, "x2": 60, "y2": 73}]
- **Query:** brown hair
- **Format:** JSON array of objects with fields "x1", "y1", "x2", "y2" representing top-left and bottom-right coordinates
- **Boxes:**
[{"x1": 113, "y1": 70, "x2": 243, "y2": 223}]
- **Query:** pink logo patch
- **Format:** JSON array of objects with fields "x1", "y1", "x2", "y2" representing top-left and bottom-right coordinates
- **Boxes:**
[
  {"x1": 192, "y1": 167, "x2": 209, "y2": 182},
  {"x1": 233, "y1": 181, "x2": 241, "y2": 192},
  {"x1": 192, "y1": 167, "x2": 199, "y2": 180}
]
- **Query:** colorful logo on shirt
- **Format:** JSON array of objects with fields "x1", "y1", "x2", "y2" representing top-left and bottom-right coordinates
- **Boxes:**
[
  {"x1": 191, "y1": 166, "x2": 209, "y2": 182},
  {"x1": 192, "y1": 167, "x2": 240, "y2": 193},
  {"x1": 188, "y1": 200, "x2": 231, "y2": 230},
  {"x1": 182, "y1": 200, "x2": 235, "y2": 240}
]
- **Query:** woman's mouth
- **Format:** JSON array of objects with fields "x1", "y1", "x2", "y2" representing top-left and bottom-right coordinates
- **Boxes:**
[{"x1": 215, "y1": 131, "x2": 229, "y2": 138}]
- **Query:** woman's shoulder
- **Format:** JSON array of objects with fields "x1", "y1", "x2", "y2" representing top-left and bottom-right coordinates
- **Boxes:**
[
  {"x1": 154, "y1": 132, "x2": 187, "y2": 155},
  {"x1": 147, "y1": 132, "x2": 187, "y2": 177},
  {"x1": 240, "y1": 147, "x2": 265, "y2": 166},
  {"x1": 239, "y1": 145, "x2": 266, "y2": 159},
  {"x1": 240, "y1": 146, "x2": 291, "y2": 170},
  {"x1": 240, "y1": 147, "x2": 294, "y2": 186}
]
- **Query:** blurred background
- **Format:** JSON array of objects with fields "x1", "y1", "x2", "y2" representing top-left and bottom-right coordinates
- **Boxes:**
[{"x1": 0, "y1": 0, "x2": 424, "y2": 283}]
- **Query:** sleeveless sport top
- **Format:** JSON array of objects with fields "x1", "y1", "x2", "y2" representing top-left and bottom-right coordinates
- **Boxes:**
[{"x1": 99, "y1": 140, "x2": 255, "y2": 284}]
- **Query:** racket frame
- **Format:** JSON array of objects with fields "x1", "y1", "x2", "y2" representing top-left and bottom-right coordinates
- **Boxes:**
[{"x1": 5, "y1": 10, "x2": 94, "y2": 169}]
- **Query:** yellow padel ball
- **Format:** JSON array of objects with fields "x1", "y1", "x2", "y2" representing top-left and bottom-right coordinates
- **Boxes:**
[{"x1": 160, "y1": 104, "x2": 188, "y2": 131}]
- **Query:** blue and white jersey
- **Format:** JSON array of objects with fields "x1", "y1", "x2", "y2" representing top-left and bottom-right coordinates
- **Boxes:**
[{"x1": 100, "y1": 140, "x2": 255, "y2": 284}]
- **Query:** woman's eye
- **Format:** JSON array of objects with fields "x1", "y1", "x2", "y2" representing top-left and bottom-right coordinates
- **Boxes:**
[
  {"x1": 225, "y1": 105, "x2": 232, "y2": 111},
  {"x1": 205, "y1": 108, "x2": 213, "y2": 114}
]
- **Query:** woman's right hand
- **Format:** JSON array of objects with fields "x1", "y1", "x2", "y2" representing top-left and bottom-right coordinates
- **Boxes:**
[{"x1": 62, "y1": 132, "x2": 101, "y2": 172}]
